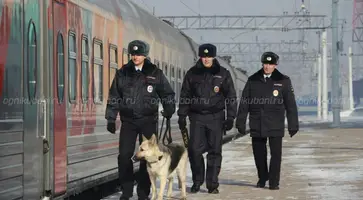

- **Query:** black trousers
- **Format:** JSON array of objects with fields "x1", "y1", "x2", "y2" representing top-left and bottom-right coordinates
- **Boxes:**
[
  {"x1": 188, "y1": 114, "x2": 224, "y2": 190},
  {"x1": 252, "y1": 136, "x2": 283, "y2": 187},
  {"x1": 117, "y1": 118, "x2": 157, "y2": 198}
]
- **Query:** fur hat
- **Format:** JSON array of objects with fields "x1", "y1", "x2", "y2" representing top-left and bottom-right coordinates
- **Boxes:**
[
  {"x1": 198, "y1": 43, "x2": 217, "y2": 57},
  {"x1": 261, "y1": 51, "x2": 279, "y2": 65},
  {"x1": 128, "y1": 40, "x2": 150, "y2": 56}
]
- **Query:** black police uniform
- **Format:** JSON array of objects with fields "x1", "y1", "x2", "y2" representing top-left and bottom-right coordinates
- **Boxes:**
[
  {"x1": 236, "y1": 51, "x2": 299, "y2": 190},
  {"x1": 177, "y1": 44, "x2": 237, "y2": 194},
  {"x1": 105, "y1": 40, "x2": 175, "y2": 200}
]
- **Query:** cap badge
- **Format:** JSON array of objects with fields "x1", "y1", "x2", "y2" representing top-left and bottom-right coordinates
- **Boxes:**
[
  {"x1": 267, "y1": 57, "x2": 272, "y2": 61},
  {"x1": 133, "y1": 46, "x2": 138, "y2": 50},
  {"x1": 204, "y1": 49, "x2": 209, "y2": 53}
]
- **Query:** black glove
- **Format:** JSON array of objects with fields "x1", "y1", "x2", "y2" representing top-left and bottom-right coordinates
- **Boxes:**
[
  {"x1": 161, "y1": 110, "x2": 172, "y2": 119},
  {"x1": 178, "y1": 117, "x2": 187, "y2": 131},
  {"x1": 224, "y1": 119, "x2": 234, "y2": 131},
  {"x1": 107, "y1": 122, "x2": 116, "y2": 134},
  {"x1": 289, "y1": 130, "x2": 298, "y2": 138}
]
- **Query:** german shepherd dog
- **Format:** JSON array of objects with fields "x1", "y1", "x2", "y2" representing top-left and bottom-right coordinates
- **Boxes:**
[{"x1": 134, "y1": 134, "x2": 188, "y2": 200}]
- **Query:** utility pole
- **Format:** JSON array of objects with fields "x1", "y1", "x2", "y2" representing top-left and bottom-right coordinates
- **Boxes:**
[
  {"x1": 331, "y1": 0, "x2": 341, "y2": 127},
  {"x1": 322, "y1": 30, "x2": 328, "y2": 120},
  {"x1": 348, "y1": 46, "x2": 354, "y2": 110},
  {"x1": 317, "y1": 54, "x2": 322, "y2": 119}
]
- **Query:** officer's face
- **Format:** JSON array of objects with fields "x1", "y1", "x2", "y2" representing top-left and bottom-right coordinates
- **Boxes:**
[
  {"x1": 131, "y1": 55, "x2": 146, "y2": 66},
  {"x1": 201, "y1": 57, "x2": 213, "y2": 67},
  {"x1": 263, "y1": 63, "x2": 276, "y2": 74}
]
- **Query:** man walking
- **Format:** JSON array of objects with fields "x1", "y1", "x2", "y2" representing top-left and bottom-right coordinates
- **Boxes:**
[
  {"x1": 236, "y1": 51, "x2": 299, "y2": 190},
  {"x1": 105, "y1": 40, "x2": 175, "y2": 200},
  {"x1": 177, "y1": 43, "x2": 237, "y2": 194}
]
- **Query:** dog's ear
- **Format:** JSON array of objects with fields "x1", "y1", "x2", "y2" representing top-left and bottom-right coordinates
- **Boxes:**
[
  {"x1": 149, "y1": 134, "x2": 157, "y2": 144},
  {"x1": 142, "y1": 134, "x2": 148, "y2": 142}
]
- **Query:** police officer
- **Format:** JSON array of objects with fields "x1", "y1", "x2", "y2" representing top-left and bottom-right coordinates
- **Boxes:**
[
  {"x1": 105, "y1": 40, "x2": 175, "y2": 200},
  {"x1": 236, "y1": 51, "x2": 299, "y2": 190},
  {"x1": 177, "y1": 43, "x2": 237, "y2": 194}
]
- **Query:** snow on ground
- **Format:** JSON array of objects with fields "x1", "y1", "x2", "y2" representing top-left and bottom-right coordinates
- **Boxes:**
[
  {"x1": 103, "y1": 126, "x2": 363, "y2": 200},
  {"x1": 284, "y1": 129, "x2": 363, "y2": 200}
]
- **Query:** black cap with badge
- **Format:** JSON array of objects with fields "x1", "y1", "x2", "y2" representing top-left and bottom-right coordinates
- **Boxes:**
[
  {"x1": 128, "y1": 40, "x2": 150, "y2": 57},
  {"x1": 198, "y1": 43, "x2": 217, "y2": 57},
  {"x1": 261, "y1": 51, "x2": 279, "y2": 65}
]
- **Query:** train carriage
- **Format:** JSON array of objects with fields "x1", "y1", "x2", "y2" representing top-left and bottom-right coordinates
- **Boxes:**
[{"x1": 0, "y1": 0, "x2": 249, "y2": 199}]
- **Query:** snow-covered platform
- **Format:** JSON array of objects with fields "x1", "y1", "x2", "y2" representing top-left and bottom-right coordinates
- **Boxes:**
[{"x1": 103, "y1": 125, "x2": 363, "y2": 200}]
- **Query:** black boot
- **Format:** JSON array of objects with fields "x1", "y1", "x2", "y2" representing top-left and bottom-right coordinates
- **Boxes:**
[
  {"x1": 269, "y1": 185, "x2": 279, "y2": 190},
  {"x1": 256, "y1": 179, "x2": 266, "y2": 188},
  {"x1": 208, "y1": 188, "x2": 219, "y2": 194},
  {"x1": 190, "y1": 184, "x2": 200, "y2": 193}
]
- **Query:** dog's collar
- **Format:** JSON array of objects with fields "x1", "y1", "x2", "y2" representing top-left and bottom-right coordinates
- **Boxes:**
[{"x1": 148, "y1": 155, "x2": 163, "y2": 164}]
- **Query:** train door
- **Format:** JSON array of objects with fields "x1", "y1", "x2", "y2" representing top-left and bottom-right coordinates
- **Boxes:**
[
  {"x1": 52, "y1": 0, "x2": 68, "y2": 197},
  {"x1": 22, "y1": 0, "x2": 46, "y2": 199}
]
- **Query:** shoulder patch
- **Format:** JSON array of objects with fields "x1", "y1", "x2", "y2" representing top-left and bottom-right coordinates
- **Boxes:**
[{"x1": 146, "y1": 76, "x2": 156, "y2": 79}]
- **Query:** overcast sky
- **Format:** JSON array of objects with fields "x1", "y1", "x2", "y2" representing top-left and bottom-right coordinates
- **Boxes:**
[{"x1": 131, "y1": 0, "x2": 358, "y2": 96}]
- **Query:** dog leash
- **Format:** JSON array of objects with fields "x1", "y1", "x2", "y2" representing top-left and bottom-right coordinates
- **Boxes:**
[
  {"x1": 158, "y1": 115, "x2": 172, "y2": 145},
  {"x1": 180, "y1": 128, "x2": 189, "y2": 148}
]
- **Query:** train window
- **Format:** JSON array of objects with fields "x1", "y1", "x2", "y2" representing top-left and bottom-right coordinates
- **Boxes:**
[
  {"x1": 178, "y1": 68, "x2": 181, "y2": 79},
  {"x1": 93, "y1": 39, "x2": 103, "y2": 103},
  {"x1": 171, "y1": 65, "x2": 175, "y2": 78},
  {"x1": 57, "y1": 32, "x2": 65, "y2": 104},
  {"x1": 81, "y1": 35, "x2": 89, "y2": 103},
  {"x1": 27, "y1": 21, "x2": 37, "y2": 101},
  {"x1": 162, "y1": 62, "x2": 168, "y2": 77},
  {"x1": 122, "y1": 48, "x2": 128, "y2": 65},
  {"x1": 170, "y1": 65, "x2": 175, "y2": 91},
  {"x1": 110, "y1": 45, "x2": 118, "y2": 64},
  {"x1": 109, "y1": 45, "x2": 118, "y2": 87},
  {"x1": 68, "y1": 31, "x2": 77, "y2": 103}
]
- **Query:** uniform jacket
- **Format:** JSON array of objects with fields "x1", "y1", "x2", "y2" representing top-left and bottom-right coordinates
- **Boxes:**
[
  {"x1": 105, "y1": 59, "x2": 175, "y2": 122},
  {"x1": 177, "y1": 59, "x2": 237, "y2": 121},
  {"x1": 236, "y1": 68, "x2": 299, "y2": 137}
]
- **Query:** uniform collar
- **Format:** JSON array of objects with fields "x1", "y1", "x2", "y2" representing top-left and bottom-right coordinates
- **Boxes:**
[
  {"x1": 249, "y1": 68, "x2": 285, "y2": 82},
  {"x1": 123, "y1": 59, "x2": 156, "y2": 76},
  {"x1": 191, "y1": 58, "x2": 221, "y2": 75},
  {"x1": 135, "y1": 66, "x2": 142, "y2": 71}
]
